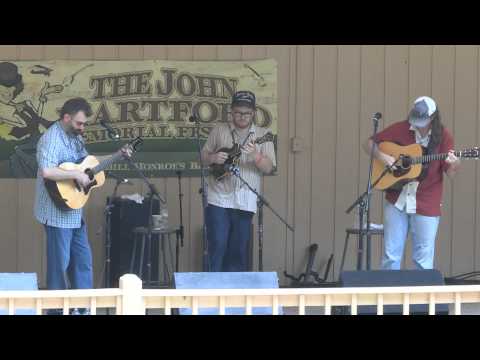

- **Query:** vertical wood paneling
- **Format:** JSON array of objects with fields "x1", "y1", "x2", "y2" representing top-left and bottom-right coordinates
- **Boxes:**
[
  {"x1": 0, "y1": 180, "x2": 18, "y2": 272},
  {"x1": 167, "y1": 46, "x2": 196, "y2": 271},
  {"x1": 432, "y1": 46, "x2": 455, "y2": 275},
  {"x1": 476, "y1": 48, "x2": 480, "y2": 273},
  {"x1": 285, "y1": 47, "x2": 297, "y2": 279},
  {"x1": 68, "y1": 46, "x2": 94, "y2": 59},
  {"x1": 334, "y1": 45, "x2": 361, "y2": 278},
  {"x1": 92, "y1": 46, "x2": 118, "y2": 59},
  {"x1": 0, "y1": 46, "x2": 19, "y2": 59},
  {"x1": 452, "y1": 46, "x2": 477, "y2": 275},
  {"x1": 292, "y1": 46, "x2": 314, "y2": 276},
  {"x1": 359, "y1": 46, "x2": 385, "y2": 270},
  {"x1": 217, "y1": 46, "x2": 242, "y2": 60},
  {"x1": 43, "y1": 46, "x2": 69, "y2": 60},
  {"x1": 264, "y1": 46, "x2": 291, "y2": 278},
  {"x1": 310, "y1": 45, "x2": 337, "y2": 280},
  {"x1": 187, "y1": 46, "x2": 216, "y2": 272},
  {"x1": 118, "y1": 46, "x2": 143, "y2": 60}
]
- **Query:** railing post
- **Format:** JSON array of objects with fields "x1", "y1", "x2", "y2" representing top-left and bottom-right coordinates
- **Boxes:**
[{"x1": 119, "y1": 274, "x2": 145, "y2": 315}]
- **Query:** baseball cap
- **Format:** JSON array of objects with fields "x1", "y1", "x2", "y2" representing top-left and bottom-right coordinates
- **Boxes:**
[
  {"x1": 231, "y1": 90, "x2": 256, "y2": 109},
  {"x1": 408, "y1": 96, "x2": 437, "y2": 128}
]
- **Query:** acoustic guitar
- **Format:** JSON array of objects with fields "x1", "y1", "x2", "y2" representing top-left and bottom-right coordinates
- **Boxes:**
[
  {"x1": 372, "y1": 141, "x2": 480, "y2": 190},
  {"x1": 210, "y1": 132, "x2": 274, "y2": 181},
  {"x1": 44, "y1": 137, "x2": 143, "y2": 210}
]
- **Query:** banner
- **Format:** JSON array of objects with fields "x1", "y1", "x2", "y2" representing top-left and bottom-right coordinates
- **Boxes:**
[{"x1": 0, "y1": 59, "x2": 278, "y2": 178}]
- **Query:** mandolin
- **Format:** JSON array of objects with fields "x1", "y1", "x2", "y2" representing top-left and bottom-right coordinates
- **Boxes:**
[
  {"x1": 210, "y1": 132, "x2": 274, "y2": 181},
  {"x1": 372, "y1": 141, "x2": 479, "y2": 190},
  {"x1": 44, "y1": 137, "x2": 143, "y2": 210}
]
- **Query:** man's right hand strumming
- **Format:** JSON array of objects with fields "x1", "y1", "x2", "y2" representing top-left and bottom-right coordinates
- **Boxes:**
[
  {"x1": 210, "y1": 152, "x2": 228, "y2": 165},
  {"x1": 380, "y1": 153, "x2": 397, "y2": 170},
  {"x1": 75, "y1": 171, "x2": 92, "y2": 189}
]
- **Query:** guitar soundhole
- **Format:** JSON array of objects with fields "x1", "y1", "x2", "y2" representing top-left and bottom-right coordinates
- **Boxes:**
[{"x1": 84, "y1": 180, "x2": 98, "y2": 195}]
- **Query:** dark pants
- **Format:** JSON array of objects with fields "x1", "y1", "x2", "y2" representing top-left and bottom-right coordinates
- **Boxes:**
[{"x1": 205, "y1": 204, "x2": 254, "y2": 272}]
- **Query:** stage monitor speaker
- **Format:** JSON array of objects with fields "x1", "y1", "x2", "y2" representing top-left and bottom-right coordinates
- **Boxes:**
[
  {"x1": 109, "y1": 197, "x2": 160, "y2": 287},
  {"x1": 173, "y1": 272, "x2": 283, "y2": 315},
  {"x1": 338, "y1": 270, "x2": 449, "y2": 315},
  {"x1": 0, "y1": 273, "x2": 38, "y2": 315}
]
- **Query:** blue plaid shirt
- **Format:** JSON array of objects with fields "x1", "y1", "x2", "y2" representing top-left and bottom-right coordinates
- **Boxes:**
[{"x1": 34, "y1": 121, "x2": 88, "y2": 228}]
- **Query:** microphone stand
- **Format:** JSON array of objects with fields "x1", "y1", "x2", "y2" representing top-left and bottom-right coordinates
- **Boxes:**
[
  {"x1": 175, "y1": 170, "x2": 185, "y2": 272},
  {"x1": 102, "y1": 130, "x2": 121, "y2": 291},
  {"x1": 190, "y1": 116, "x2": 209, "y2": 272},
  {"x1": 125, "y1": 157, "x2": 166, "y2": 287},
  {"x1": 229, "y1": 165, "x2": 294, "y2": 271},
  {"x1": 346, "y1": 114, "x2": 391, "y2": 270}
]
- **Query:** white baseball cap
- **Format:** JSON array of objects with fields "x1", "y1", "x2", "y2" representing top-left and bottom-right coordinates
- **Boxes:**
[{"x1": 408, "y1": 96, "x2": 437, "y2": 128}]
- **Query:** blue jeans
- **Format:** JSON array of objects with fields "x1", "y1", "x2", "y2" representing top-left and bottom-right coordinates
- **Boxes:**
[
  {"x1": 382, "y1": 202, "x2": 440, "y2": 270},
  {"x1": 206, "y1": 204, "x2": 254, "y2": 272},
  {"x1": 44, "y1": 220, "x2": 93, "y2": 290}
]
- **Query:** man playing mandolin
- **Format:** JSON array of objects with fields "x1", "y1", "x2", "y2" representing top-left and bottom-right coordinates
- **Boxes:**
[
  {"x1": 201, "y1": 90, "x2": 276, "y2": 272},
  {"x1": 363, "y1": 96, "x2": 461, "y2": 270},
  {"x1": 34, "y1": 97, "x2": 132, "y2": 314}
]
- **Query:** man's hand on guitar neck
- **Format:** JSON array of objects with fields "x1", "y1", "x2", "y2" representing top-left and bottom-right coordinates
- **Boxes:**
[{"x1": 445, "y1": 149, "x2": 461, "y2": 178}]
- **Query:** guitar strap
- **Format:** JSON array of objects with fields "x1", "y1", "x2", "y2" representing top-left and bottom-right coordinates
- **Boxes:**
[{"x1": 230, "y1": 123, "x2": 254, "y2": 147}]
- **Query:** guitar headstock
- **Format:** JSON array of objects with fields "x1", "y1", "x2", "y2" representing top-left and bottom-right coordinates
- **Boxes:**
[
  {"x1": 128, "y1": 136, "x2": 143, "y2": 152},
  {"x1": 460, "y1": 147, "x2": 480, "y2": 159},
  {"x1": 255, "y1": 132, "x2": 274, "y2": 145}
]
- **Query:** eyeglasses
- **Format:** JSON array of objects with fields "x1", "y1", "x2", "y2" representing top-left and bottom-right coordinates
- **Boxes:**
[{"x1": 232, "y1": 111, "x2": 254, "y2": 119}]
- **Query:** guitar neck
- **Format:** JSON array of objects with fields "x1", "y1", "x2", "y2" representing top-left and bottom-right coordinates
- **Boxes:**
[
  {"x1": 413, "y1": 151, "x2": 462, "y2": 165},
  {"x1": 92, "y1": 152, "x2": 123, "y2": 174}
]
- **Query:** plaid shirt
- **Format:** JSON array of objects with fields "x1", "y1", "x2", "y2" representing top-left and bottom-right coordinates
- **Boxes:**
[{"x1": 34, "y1": 121, "x2": 88, "y2": 228}]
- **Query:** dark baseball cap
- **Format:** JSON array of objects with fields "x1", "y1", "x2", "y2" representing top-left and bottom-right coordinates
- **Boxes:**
[
  {"x1": 231, "y1": 90, "x2": 256, "y2": 109},
  {"x1": 0, "y1": 62, "x2": 22, "y2": 87}
]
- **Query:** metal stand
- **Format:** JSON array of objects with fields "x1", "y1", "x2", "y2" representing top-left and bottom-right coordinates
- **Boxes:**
[
  {"x1": 175, "y1": 171, "x2": 185, "y2": 273},
  {"x1": 345, "y1": 113, "x2": 396, "y2": 270},
  {"x1": 229, "y1": 165, "x2": 294, "y2": 271},
  {"x1": 125, "y1": 157, "x2": 166, "y2": 286}
]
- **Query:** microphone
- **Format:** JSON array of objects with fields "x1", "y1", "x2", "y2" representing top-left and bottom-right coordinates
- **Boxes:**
[
  {"x1": 372, "y1": 112, "x2": 382, "y2": 122},
  {"x1": 225, "y1": 163, "x2": 239, "y2": 175},
  {"x1": 109, "y1": 172, "x2": 133, "y2": 185},
  {"x1": 100, "y1": 120, "x2": 120, "y2": 140}
]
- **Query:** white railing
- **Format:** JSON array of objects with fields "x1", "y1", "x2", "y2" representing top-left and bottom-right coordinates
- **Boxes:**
[{"x1": 1, "y1": 274, "x2": 480, "y2": 315}]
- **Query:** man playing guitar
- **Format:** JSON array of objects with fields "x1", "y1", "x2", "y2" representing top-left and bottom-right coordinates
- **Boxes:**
[
  {"x1": 34, "y1": 97, "x2": 132, "y2": 314},
  {"x1": 363, "y1": 96, "x2": 461, "y2": 270}
]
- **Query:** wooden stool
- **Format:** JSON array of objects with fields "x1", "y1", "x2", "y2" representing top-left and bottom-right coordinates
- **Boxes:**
[
  {"x1": 129, "y1": 226, "x2": 179, "y2": 288},
  {"x1": 339, "y1": 227, "x2": 384, "y2": 274}
]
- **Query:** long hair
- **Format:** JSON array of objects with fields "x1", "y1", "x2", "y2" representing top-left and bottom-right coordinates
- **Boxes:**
[{"x1": 428, "y1": 107, "x2": 443, "y2": 152}]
